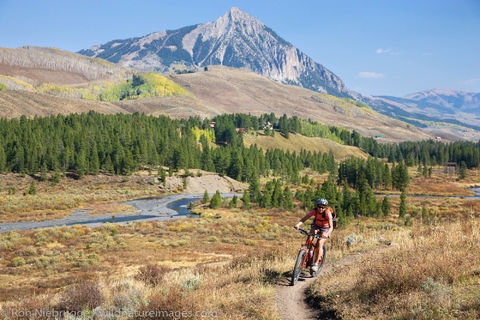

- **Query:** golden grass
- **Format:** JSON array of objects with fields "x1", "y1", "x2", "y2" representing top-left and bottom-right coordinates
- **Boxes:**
[
  {"x1": 243, "y1": 131, "x2": 368, "y2": 160},
  {"x1": 0, "y1": 172, "x2": 161, "y2": 222},
  {"x1": 307, "y1": 220, "x2": 480, "y2": 319},
  {"x1": 1, "y1": 168, "x2": 479, "y2": 318},
  {"x1": 406, "y1": 166, "x2": 479, "y2": 196}
]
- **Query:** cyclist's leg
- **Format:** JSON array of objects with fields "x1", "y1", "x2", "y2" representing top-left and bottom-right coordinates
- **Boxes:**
[
  {"x1": 315, "y1": 227, "x2": 329, "y2": 264},
  {"x1": 315, "y1": 238, "x2": 327, "y2": 264},
  {"x1": 308, "y1": 223, "x2": 318, "y2": 242}
]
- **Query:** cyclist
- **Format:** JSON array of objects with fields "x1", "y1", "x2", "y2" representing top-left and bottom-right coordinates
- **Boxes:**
[{"x1": 294, "y1": 198, "x2": 333, "y2": 272}]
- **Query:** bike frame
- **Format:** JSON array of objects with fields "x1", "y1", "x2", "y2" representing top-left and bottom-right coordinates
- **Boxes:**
[
  {"x1": 291, "y1": 228, "x2": 327, "y2": 285},
  {"x1": 299, "y1": 229, "x2": 322, "y2": 268}
]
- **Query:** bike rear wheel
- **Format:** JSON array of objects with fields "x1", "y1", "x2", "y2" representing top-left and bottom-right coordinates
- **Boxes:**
[{"x1": 291, "y1": 249, "x2": 307, "y2": 286}]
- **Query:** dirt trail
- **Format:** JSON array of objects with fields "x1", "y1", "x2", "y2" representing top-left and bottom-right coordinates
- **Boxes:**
[
  {"x1": 276, "y1": 249, "x2": 386, "y2": 320},
  {"x1": 276, "y1": 272, "x2": 318, "y2": 320}
]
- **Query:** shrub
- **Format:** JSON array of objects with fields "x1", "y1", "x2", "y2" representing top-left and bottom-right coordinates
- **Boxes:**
[
  {"x1": 26, "y1": 180, "x2": 36, "y2": 195},
  {"x1": 135, "y1": 264, "x2": 170, "y2": 287},
  {"x1": 10, "y1": 257, "x2": 25, "y2": 267},
  {"x1": 243, "y1": 239, "x2": 256, "y2": 246},
  {"x1": 182, "y1": 276, "x2": 202, "y2": 291},
  {"x1": 208, "y1": 236, "x2": 218, "y2": 242},
  {"x1": 209, "y1": 190, "x2": 221, "y2": 209},
  {"x1": 202, "y1": 190, "x2": 209, "y2": 204},
  {"x1": 58, "y1": 281, "x2": 105, "y2": 311},
  {"x1": 138, "y1": 286, "x2": 198, "y2": 320},
  {"x1": 2, "y1": 295, "x2": 54, "y2": 320}
]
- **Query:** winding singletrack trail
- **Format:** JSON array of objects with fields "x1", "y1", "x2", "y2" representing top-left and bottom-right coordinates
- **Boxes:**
[
  {"x1": 276, "y1": 248, "x2": 389, "y2": 320},
  {"x1": 276, "y1": 271, "x2": 318, "y2": 320}
]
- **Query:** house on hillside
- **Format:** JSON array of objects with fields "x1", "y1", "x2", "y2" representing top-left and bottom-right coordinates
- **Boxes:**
[
  {"x1": 263, "y1": 121, "x2": 274, "y2": 130},
  {"x1": 210, "y1": 121, "x2": 216, "y2": 128},
  {"x1": 235, "y1": 128, "x2": 246, "y2": 134}
]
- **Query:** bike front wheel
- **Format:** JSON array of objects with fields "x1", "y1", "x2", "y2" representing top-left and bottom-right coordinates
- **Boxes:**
[{"x1": 291, "y1": 249, "x2": 307, "y2": 286}]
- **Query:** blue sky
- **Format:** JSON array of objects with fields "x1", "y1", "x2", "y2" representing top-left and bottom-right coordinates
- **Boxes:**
[{"x1": 1, "y1": 0, "x2": 479, "y2": 96}]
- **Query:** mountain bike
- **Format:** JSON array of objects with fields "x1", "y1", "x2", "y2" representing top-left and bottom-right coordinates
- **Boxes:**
[{"x1": 291, "y1": 228, "x2": 327, "y2": 286}]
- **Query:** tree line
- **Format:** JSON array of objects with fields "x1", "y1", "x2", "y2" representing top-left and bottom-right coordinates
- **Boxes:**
[{"x1": 0, "y1": 112, "x2": 336, "y2": 182}]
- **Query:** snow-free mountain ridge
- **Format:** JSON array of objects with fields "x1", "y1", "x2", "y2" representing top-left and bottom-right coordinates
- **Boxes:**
[{"x1": 79, "y1": 7, "x2": 350, "y2": 97}]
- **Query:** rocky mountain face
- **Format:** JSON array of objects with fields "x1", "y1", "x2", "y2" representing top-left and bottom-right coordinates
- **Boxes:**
[{"x1": 79, "y1": 7, "x2": 351, "y2": 97}]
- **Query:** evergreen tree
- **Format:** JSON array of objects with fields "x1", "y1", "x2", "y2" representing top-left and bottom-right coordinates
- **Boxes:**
[
  {"x1": 52, "y1": 170, "x2": 61, "y2": 185},
  {"x1": 381, "y1": 196, "x2": 391, "y2": 216},
  {"x1": 202, "y1": 190, "x2": 209, "y2": 204},
  {"x1": 271, "y1": 180, "x2": 283, "y2": 207},
  {"x1": 242, "y1": 193, "x2": 251, "y2": 209},
  {"x1": 89, "y1": 142, "x2": 100, "y2": 175},
  {"x1": 209, "y1": 190, "x2": 221, "y2": 209},
  {"x1": 104, "y1": 155, "x2": 114, "y2": 175},
  {"x1": 26, "y1": 180, "x2": 36, "y2": 195},
  {"x1": 282, "y1": 186, "x2": 294, "y2": 210},
  {"x1": 399, "y1": 189, "x2": 407, "y2": 217},
  {"x1": 0, "y1": 144, "x2": 6, "y2": 173},
  {"x1": 231, "y1": 195, "x2": 238, "y2": 207},
  {"x1": 459, "y1": 161, "x2": 467, "y2": 180},
  {"x1": 40, "y1": 162, "x2": 48, "y2": 181},
  {"x1": 248, "y1": 172, "x2": 261, "y2": 203}
]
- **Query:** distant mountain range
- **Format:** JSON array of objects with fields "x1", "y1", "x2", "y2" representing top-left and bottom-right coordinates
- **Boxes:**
[
  {"x1": 79, "y1": 7, "x2": 351, "y2": 98},
  {"x1": 360, "y1": 89, "x2": 480, "y2": 139}
]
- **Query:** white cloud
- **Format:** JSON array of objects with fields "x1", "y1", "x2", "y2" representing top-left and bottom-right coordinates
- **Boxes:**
[
  {"x1": 462, "y1": 78, "x2": 480, "y2": 86},
  {"x1": 376, "y1": 48, "x2": 392, "y2": 54},
  {"x1": 358, "y1": 72, "x2": 385, "y2": 79}
]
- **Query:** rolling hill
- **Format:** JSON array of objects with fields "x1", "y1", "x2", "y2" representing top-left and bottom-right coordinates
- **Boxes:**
[
  {"x1": 0, "y1": 51, "x2": 431, "y2": 143},
  {"x1": 243, "y1": 131, "x2": 368, "y2": 160}
]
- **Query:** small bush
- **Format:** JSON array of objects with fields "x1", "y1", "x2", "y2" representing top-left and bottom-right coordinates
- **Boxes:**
[
  {"x1": 208, "y1": 236, "x2": 218, "y2": 242},
  {"x1": 243, "y1": 239, "x2": 256, "y2": 246},
  {"x1": 10, "y1": 257, "x2": 25, "y2": 267},
  {"x1": 135, "y1": 264, "x2": 170, "y2": 287},
  {"x1": 58, "y1": 281, "x2": 105, "y2": 311},
  {"x1": 138, "y1": 286, "x2": 198, "y2": 319},
  {"x1": 182, "y1": 276, "x2": 202, "y2": 291}
]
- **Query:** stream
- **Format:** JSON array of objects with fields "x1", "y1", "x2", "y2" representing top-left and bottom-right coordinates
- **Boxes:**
[
  {"x1": 0, "y1": 193, "x2": 241, "y2": 233},
  {"x1": 1, "y1": 188, "x2": 479, "y2": 233}
]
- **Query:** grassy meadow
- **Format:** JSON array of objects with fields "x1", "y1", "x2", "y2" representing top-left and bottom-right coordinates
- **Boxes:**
[{"x1": 0, "y1": 166, "x2": 479, "y2": 319}]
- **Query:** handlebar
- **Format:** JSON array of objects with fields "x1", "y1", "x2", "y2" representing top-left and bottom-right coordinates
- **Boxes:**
[{"x1": 297, "y1": 228, "x2": 328, "y2": 239}]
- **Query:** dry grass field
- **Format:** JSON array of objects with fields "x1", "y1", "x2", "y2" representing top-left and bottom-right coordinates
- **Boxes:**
[
  {"x1": 0, "y1": 172, "x2": 161, "y2": 223},
  {"x1": 0, "y1": 167, "x2": 478, "y2": 319},
  {"x1": 0, "y1": 198, "x2": 413, "y2": 319},
  {"x1": 0, "y1": 169, "x2": 245, "y2": 223},
  {"x1": 243, "y1": 131, "x2": 368, "y2": 160},
  {"x1": 307, "y1": 220, "x2": 480, "y2": 319}
]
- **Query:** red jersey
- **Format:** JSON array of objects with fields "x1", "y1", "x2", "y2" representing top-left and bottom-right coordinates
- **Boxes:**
[{"x1": 305, "y1": 208, "x2": 333, "y2": 228}]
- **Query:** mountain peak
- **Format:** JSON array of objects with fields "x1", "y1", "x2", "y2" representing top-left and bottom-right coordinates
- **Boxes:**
[
  {"x1": 218, "y1": 7, "x2": 263, "y2": 28},
  {"x1": 79, "y1": 8, "x2": 350, "y2": 97},
  {"x1": 225, "y1": 7, "x2": 255, "y2": 21}
]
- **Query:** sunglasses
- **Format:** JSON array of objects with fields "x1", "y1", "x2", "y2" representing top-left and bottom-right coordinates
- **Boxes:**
[{"x1": 317, "y1": 205, "x2": 325, "y2": 208}]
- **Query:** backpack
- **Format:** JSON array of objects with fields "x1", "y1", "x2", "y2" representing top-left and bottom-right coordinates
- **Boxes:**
[{"x1": 326, "y1": 206, "x2": 338, "y2": 229}]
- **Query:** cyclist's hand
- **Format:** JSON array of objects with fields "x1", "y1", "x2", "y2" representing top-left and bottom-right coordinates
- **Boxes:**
[{"x1": 294, "y1": 222, "x2": 301, "y2": 230}]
